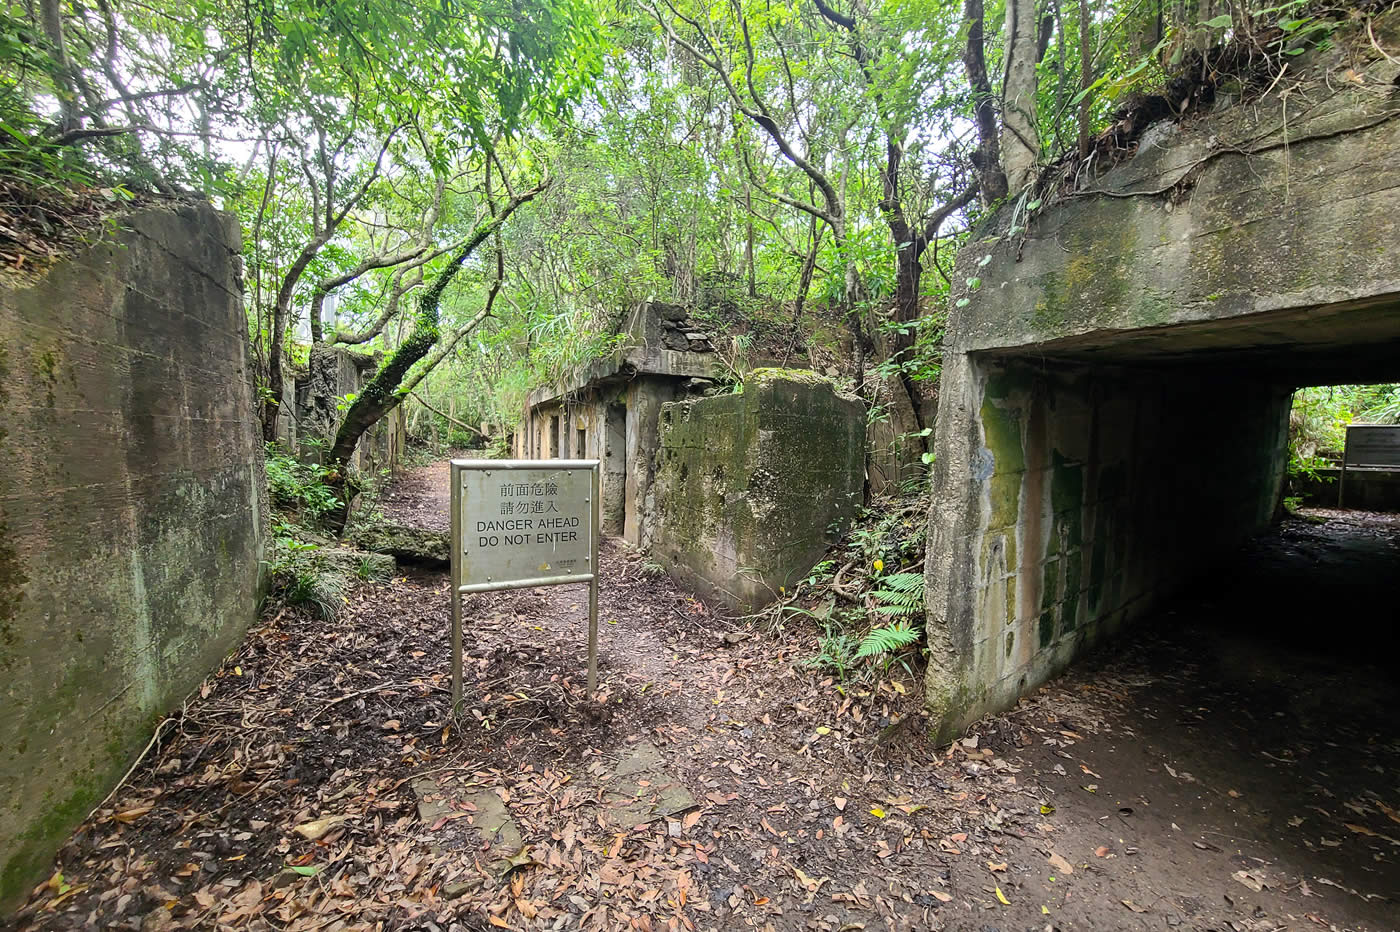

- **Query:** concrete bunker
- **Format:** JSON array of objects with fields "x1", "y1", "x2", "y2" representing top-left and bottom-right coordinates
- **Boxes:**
[
  {"x1": 518, "y1": 302, "x2": 748, "y2": 545},
  {"x1": 924, "y1": 32, "x2": 1400, "y2": 739},
  {"x1": 651, "y1": 370, "x2": 865, "y2": 612},
  {"x1": 0, "y1": 204, "x2": 265, "y2": 904}
]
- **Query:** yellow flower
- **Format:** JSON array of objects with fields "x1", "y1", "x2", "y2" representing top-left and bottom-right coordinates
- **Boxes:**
[{"x1": 873, "y1": 559, "x2": 884, "y2": 573}]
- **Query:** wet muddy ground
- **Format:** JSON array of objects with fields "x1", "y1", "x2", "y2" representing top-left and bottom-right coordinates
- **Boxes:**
[{"x1": 9, "y1": 465, "x2": 1397, "y2": 931}]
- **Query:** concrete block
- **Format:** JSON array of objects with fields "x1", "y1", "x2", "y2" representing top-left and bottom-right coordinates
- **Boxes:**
[{"x1": 652, "y1": 369, "x2": 865, "y2": 612}]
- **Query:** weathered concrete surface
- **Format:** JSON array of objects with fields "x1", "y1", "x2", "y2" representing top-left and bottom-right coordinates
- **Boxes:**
[
  {"x1": 652, "y1": 370, "x2": 864, "y2": 612},
  {"x1": 925, "y1": 21, "x2": 1400, "y2": 741},
  {"x1": 0, "y1": 202, "x2": 265, "y2": 906},
  {"x1": 518, "y1": 303, "x2": 812, "y2": 547},
  {"x1": 348, "y1": 521, "x2": 449, "y2": 567},
  {"x1": 278, "y1": 344, "x2": 405, "y2": 476},
  {"x1": 1293, "y1": 466, "x2": 1400, "y2": 511}
]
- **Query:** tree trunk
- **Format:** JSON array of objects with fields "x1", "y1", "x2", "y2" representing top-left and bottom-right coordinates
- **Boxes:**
[
  {"x1": 745, "y1": 188, "x2": 757, "y2": 297},
  {"x1": 261, "y1": 296, "x2": 291, "y2": 443},
  {"x1": 1078, "y1": 0, "x2": 1094, "y2": 158},
  {"x1": 1001, "y1": 0, "x2": 1041, "y2": 191},
  {"x1": 320, "y1": 174, "x2": 546, "y2": 533},
  {"x1": 39, "y1": 0, "x2": 79, "y2": 135},
  {"x1": 963, "y1": 0, "x2": 1009, "y2": 204}
]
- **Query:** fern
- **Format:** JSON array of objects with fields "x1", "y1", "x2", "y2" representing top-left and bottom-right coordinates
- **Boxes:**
[
  {"x1": 871, "y1": 572, "x2": 925, "y2": 617},
  {"x1": 855, "y1": 621, "x2": 921, "y2": 659}
]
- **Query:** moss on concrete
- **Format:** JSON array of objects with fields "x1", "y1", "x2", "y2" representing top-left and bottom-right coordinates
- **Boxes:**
[
  {"x1": 0, "y1": 204, "x2": 263, "y2": 912},
  {"x1": 652, "y1": 374, "x2": 864, "y2": 612}
]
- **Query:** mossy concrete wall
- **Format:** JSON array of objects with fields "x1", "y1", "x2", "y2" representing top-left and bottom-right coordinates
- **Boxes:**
[
  {"x1": 652, "y1": 371, "x2": 864, "y2": 612},
  {"x1": 281, "y1": 345, "x2": 404, "y2": 476},
  {"x1": 0, "y1": 203, "x2": 265, "y2": 907},
  {"x1": 925, "y1": 21, "x2": 1400, "y2": 741},
  {"x1": 927, "y1": 357, "x2": 1289, "y2": 738}
]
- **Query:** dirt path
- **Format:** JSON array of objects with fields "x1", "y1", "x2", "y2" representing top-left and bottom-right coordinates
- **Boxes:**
[{"x1": 10, "y1": 469, "x2": 1398, "y2": 931}]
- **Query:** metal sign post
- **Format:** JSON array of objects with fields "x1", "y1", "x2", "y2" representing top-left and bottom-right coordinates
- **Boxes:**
[{"x1": 450, "y1": 459, "x2": 601, "y2": 708}]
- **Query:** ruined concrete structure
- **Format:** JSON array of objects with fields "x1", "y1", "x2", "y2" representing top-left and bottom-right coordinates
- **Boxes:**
[
  {"x1": 520, "y1": 308, "x2": 868, "y2": 608},
  {"x1": 652, "y1": 370, "x2": 865, "y2": 611},
  {"x1": 0, "y1": 204, "x2": 265, "y2": 905},
  {"x1": 924, "y1": 26, "x2": 1400, "y2": 739},
  {"x1": 276, "y1": 344, "x2": 405, "y2": 475},
  {"x1": 517, "y1": 302, "x2": 727, "y2": 544}
]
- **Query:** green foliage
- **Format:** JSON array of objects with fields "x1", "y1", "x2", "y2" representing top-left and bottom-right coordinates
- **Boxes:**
[
  {"x1": 265, "y1": 445, "x2": 341, "y2": 523},
  {"x1": 870, "y1": 572, "x2": 926, "y2": 617},
  {"x1": 854, "y1": 621, "x2": 922, "y2": 660},
  {"x1": 805, "y1": 627, "x2": 860, "y2": 682},
  {"x1": 355, "y1": 554, "x2": 393, "y2": 583},
  {"x1": 1289, "y1": 384, "x2": 1400, "y2": 462},
  {"x1": 264, "y1": 531, "x2": 348, "y2": 621}
]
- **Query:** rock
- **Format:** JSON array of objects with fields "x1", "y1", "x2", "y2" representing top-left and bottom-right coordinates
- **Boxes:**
[
  {"x1": 662, "y1": 330, "x2": 691, "y2": 351},
  {"x1": 319, "y1": 547, "x2": 395, "y2": 581},
  {"x1": 654, "y1": 303, "x2": 689, "y2": 322},
  {"x1": 683, "y1": 332, "x2": 709, "y2": 341},
  {"x1": 347, "y1": 521, "x2": 449, "y2": 567},
  {"x1": 442, "y1": 880, "x2": 479, "y2": 899}
]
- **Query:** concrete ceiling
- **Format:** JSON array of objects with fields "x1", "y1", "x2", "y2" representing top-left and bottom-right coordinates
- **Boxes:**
[{"x1": 981, "y1": 297, "x2": 1400, "y2": 387}]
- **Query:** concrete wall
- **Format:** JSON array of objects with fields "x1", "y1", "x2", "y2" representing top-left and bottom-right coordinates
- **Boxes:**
[
  {"x1": 279, "y1": 345, "x2": 404, "y2": 476},
  {"x1": 1292, "y1": 466, "x2": 1400, "y2": 511},
  {"x1": 0, "y1": 203, "x2": 265, "y2": 906},
  {"x1": 519, "y1": 381, "x2": 633, "y2": 538},
  {"x1": 925, "y1": 20, "x2": 1400, "y2": 740},
  {"x1": 927, "y1": 356, "x2": 1289, "y2": 735},
  {"x1": 652, "y1": 371, "x2": 865, "y2": 612}
]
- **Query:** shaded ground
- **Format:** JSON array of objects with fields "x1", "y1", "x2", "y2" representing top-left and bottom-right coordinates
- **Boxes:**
[{"x1": 9, "y1": 471, "x2": 1398, "y2": 930}]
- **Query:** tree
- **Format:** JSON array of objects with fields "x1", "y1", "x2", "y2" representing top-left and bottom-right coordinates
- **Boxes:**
[
  {"x1": 650, "y1": 0, "x2": 874, "y2": 381},
  {"x1": 810, "y1": 0, "x2": 977, "y2": 427}
]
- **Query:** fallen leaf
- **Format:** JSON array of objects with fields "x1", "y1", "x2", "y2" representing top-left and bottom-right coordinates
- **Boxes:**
[
  {"x1": 1232, "y1": 870, "x2": 1267, "y2": 892},
  {"x1": 987, "y1": 861, "x2": 1007, "y2": 872},
  {"x1": 113, "y1": 806, "x2": 153, "y2": 824},
  {"x1": 1094, "y1": 846, "x2": 1110, "y2": 858},
  {"x1": 293, "y1": 816, "x2": 346, "y2": 840},
  {"x1": 1122, "y1": 899, "x2": 1147, "y2": 913},
  {"x1": 833, "y1": 797, "x2": 847, "y2": 812},
  {"x1": 1047, "y1": 852, "x2": 1073, "y2": 875},
  {"x1": 994, "y1": 886, "x2": 1010, "y2": 906},
  {"x1": 1227, "y1": 789, "x2": 1241, "y2": 798},
  {"x1": 793, "y1": 867, "x2": 827, "y2": 892},
  {"x1": 502, "y1": 846, "x2": 538, "y2": 876},
  {"x1": 869, "y1": 807, "x2": 887, "y2": 819}
]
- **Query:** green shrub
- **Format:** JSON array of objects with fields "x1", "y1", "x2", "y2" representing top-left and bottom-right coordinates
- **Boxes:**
[
  {"x1": 265, "y1": 444, "x2": 341, "y2": 523},
  {"x1": 264, "y1": 532, "x2": 349, "y2": 621}
]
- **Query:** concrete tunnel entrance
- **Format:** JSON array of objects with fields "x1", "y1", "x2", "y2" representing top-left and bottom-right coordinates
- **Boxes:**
[
  {"x1": 924, "y1": 298, "x2": 1400, "y2": 740},
  {"x1": 920, "y1": 41, "x2": 1400, "y2": 739}
]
